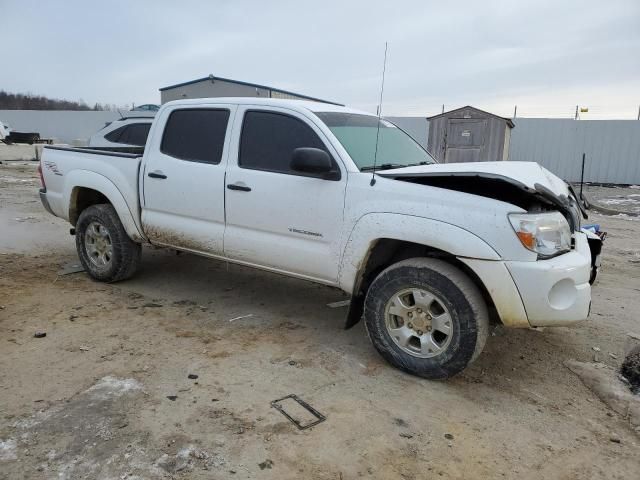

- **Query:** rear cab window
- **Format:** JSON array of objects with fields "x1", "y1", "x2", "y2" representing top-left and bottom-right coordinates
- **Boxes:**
[
  {"x1": 239, "y1": 110, "x2": 339, "y2": 178},
  {"x1": 161, "y1": 109, "x2": 230, "y2": 164}
]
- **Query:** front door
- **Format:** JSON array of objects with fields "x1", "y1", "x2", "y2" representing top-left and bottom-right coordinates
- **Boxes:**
[
  {"x1": 141, "y1": 105, "x2": 236, "y2": 255},
  {"x1": 224, "y1": 106, "x2": 347, "y2": 283}
]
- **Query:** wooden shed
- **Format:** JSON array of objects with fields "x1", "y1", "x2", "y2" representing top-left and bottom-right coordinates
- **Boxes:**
[{"x1": 427, "y1": 106, "x2": 514, "y2": 163}]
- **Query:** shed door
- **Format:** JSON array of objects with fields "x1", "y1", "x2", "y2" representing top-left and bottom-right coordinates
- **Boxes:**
[{"x1": 445, "y1": 119, "x2": 486, "y2": 163}]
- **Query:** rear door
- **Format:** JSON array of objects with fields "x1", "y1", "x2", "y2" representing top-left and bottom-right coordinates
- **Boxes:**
[
  {"x1": 223, "y1": 106, "x2": 347, "y2": 283},
  {"x1": 141, "y1": 105, "x2": 236, "y2": 255}
]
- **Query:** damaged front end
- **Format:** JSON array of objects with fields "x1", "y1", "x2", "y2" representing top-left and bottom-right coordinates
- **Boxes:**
[{"x1": 378, "y1": 169, "x2": 604, "y2": 284}]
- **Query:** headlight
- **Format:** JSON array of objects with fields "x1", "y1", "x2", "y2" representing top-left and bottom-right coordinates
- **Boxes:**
[{"x1": 509, "y1": 212, "x2": 572, "y2": 258}]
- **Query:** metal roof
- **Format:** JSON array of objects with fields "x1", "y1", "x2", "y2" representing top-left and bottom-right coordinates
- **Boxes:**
[
  {"x1": 159, "y1": 75, "x2": 343, "y2": 106},
  {"x1": 428, "y1": 105, "x2": 515, "y2": 128}
]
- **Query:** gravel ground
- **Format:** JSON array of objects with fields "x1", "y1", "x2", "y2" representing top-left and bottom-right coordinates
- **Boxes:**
[{"x1": 1, "y1": 152, "x2": 639, "y2": 479}]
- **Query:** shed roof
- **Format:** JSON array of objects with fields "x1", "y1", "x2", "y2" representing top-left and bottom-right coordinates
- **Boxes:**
[
  {"x1": 427, "y1": 105, "x2": 515, "y2": 128},
  {"x1": 159, "y1": 74, "x2": 342, "y2": 106}
]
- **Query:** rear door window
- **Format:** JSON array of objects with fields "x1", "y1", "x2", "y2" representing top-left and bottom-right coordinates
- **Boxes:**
[{"x1": 161, "y1": 109, "x2": 230, "y2": 164}]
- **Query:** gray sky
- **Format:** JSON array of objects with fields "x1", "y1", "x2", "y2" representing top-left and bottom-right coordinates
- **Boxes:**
[{"x1": 1, "y1": 0, "x2": 638, "y2": 118}]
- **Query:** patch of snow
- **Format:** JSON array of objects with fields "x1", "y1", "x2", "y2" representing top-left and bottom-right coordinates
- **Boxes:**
[
  {"x1": 0, "y1": 438, "x2": 17, "y2": 461},
  {"x1": 85, "y1": 376, "x2": 142, "y2": 400},
  {"x1": 611, "y1": 213, "x2": 639, "y2": 221},
  {"x1": 0, "y1": 176, "x2": 38, "y2": 184},
  {"x1": 12, "y1": 408, "x2": 56, "y2": 429},
  {"x1": 156, "y1": 445, "x2": 225, "y2": 473},
  {"x1": 600, "y1": 198, "x2": 640, "y2": 205}
]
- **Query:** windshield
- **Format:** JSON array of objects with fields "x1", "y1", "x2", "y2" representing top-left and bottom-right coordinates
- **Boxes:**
[{"x1": 316, "y1": 112, "x2": 436, "y2": 170}]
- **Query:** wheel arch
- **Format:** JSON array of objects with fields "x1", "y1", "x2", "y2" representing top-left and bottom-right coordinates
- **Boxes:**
[
  {"x1": 339, "y1": 213, "x2": 503, "y2": 329},
  {"x1": 343, "y1": 237, "x2": 501, "y2": 329},
  {"x1": 64, "y1": 171, "x2": 144, "y2": 242}
]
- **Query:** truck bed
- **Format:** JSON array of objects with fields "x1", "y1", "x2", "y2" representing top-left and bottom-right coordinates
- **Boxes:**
[{"x1": 40, "y1": 145, "x2": 143, "y2": 231}]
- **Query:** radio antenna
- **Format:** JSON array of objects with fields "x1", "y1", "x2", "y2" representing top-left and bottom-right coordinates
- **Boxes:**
[{"x1": 370, "y1": 42, "x2": 388, "y2": 186}]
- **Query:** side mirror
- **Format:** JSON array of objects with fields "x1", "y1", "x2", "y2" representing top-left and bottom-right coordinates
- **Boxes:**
[{"x1": 290, "y1": 147, "x2": 333, "y2": 175}]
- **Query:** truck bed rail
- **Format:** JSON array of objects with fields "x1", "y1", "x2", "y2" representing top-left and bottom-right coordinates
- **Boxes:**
[{"x1": 43, "y1": 145, "x2": 144, "y2": 158}]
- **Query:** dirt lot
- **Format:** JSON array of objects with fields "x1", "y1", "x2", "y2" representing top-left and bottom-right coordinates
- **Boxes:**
[{"x1": 1, "y1": 154, "x2": 639, "y2": 479}]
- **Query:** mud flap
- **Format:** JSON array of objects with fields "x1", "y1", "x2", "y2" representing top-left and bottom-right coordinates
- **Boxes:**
[{"x1": 345, "y1": 293, "x2": 365, "y2": 329}]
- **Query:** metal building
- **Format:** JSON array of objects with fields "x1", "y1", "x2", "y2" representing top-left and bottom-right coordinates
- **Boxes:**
[
  {"x1": 159, "y1": 74, "x2": 342, "y2": 105},
  {"x1": 427, "y1": 106, "x2": 514, "y2": 163}
]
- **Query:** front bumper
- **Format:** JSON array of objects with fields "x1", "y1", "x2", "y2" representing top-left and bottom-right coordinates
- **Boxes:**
[{"x1": 506, "y1": 232, "x2": 592, "y2": 326}]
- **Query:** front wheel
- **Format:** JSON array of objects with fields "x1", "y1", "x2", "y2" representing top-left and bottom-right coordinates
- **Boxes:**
[
  {"x1": 364, "y1": 258, "x2": 489, "y2": 379},
  {"x1": 76, "y1": 204, "x2": 141, "y2": 282}
]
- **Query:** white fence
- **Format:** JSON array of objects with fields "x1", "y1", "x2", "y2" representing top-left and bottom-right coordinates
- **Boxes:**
[
  {"x1": 508, "y1": 119, "x2": 640, "y2": 184},
  {"x1": 0, "y1": 110, "x2": 150, "y2": 144},
  {"x1": 2, "y1": 110, "x2": 639, "y2": 184},
  {"x1": 389, "y1": 116, "x2": 640, "y2": 184}
]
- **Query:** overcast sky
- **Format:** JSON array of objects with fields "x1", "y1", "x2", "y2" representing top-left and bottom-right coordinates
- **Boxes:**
[{"x1": 1, "y1": 0, "x2": 638, "y2": 118}]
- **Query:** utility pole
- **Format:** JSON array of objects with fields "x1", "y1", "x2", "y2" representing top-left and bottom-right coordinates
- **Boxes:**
[
  {"x1": 513, "y1": 105, "x2": 517, "y2": 119},
  {"x1": 575, "y1": 105, "x2": 579, "y2": 120}
]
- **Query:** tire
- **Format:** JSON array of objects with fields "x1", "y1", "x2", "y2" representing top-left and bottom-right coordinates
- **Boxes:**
[
  {"x1": 76, "y1": 204, "x2": 141, "y2": 282},
  {"x1": 364, "y1": 258, "x2": 489, "y2": 379}
]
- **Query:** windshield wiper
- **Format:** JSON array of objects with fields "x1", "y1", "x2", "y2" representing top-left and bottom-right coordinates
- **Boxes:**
[
  {"x1": 405, "y1": 161, "x2": 432, "y2": 167},
  {"x1": 360, "y1": 163, "x2": 406, "y2": 171}
]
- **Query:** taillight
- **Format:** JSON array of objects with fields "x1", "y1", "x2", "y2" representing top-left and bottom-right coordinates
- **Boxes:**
[{"x1": 37, "y1": 162, "x2": 46, "y2": 190}]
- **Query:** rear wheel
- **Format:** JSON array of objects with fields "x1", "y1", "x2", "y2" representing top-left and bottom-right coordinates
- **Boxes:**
[
  {"x1": 364, "y1": 258, "x2": 489, "y2": 379},
  {"x1": 76, "y1": 204, "x2": 141, "y2": 282}
]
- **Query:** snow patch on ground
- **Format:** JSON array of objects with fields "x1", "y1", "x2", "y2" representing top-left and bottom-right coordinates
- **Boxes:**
[
  {"x1": 601, "y1": 198, "x2": 640, "y2": 205},
  {"x1": 611, "y1": 213, "x2": 640, "y2": 221},
  {"x1": 155, "y1": 445, "x2": 226, "y2": 474},
  {"x1": 0, "y1": 438, "x2": 17, "y2": 461},
  {"x1": 565, "y1": 360, "x2": 640, "y2": 429},
  {"x1": 85, "y1": 376, "x2": 142, "y2": 400}
]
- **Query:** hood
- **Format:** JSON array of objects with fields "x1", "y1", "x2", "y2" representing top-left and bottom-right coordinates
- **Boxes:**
[
  {"x1": 377, "y1": 161, "x2": 569, "y2": 197},
  {"x1": 377, "y1": 161, "x2": 586, "y2": 230}
]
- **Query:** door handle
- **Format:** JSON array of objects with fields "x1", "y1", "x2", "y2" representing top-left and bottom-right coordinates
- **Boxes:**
[
  {"x1": 227, "y1": 183, "x2": 251, "y2": 192},
  {"x1": 148, "y1": 170, "x2": 167, "y2": 179}
]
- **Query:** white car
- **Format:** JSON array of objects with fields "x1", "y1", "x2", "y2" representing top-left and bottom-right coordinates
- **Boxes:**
[
  {"x1": 88, "y1": 117, "x2": 153, "y2": 148},
  {"x1": 38, "y1": 97, "x2": 602, "y2": 379}
]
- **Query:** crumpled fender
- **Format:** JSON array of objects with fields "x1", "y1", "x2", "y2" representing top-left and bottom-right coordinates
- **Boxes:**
[
  {"x1": 338, "y1": 212, "x2": 500, "y2": 294},
  {"x1": 338, "y1": 213, "x2": 501, "y2": 329}
]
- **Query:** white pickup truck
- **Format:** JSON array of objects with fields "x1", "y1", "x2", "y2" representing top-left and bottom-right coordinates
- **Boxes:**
[{"x1": 39, "y1": 98, "x2": 602, "y2": 379}]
